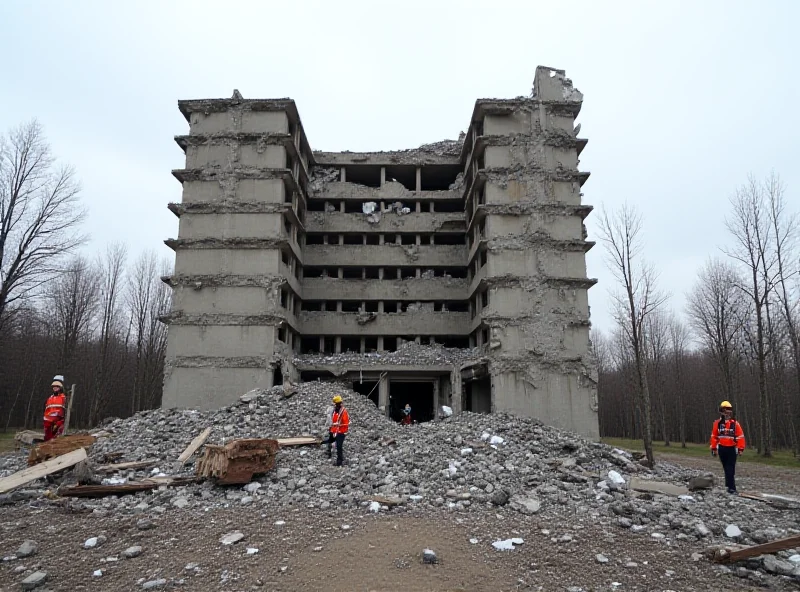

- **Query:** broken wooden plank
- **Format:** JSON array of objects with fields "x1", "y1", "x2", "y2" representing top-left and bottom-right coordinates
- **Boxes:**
[
  {"x1": 28, "y1": 435, "x2": 96, "y2": 466},
  {"x1": 0, "y1": 448, "x2": 87, "y2": 494},
  {"x1": 739, "y1": 492, "x2": 800, "y2": 509},
  {"x1": 276, "y1": 436, "x2": 321, "y2": 448},
  {"x1": 144, "y1": 476, "x2": 200, "y2": 486},
  {"x1": 177, "y1": 427, "x2": 212, "y2": 465},
  {"x1": 629, "y1": 476, "x2": 689, "y2": 497},
  {"x1": 713, "y1": 534, "x2": 800, "y2": 563},
  {"x1": 196, "y1": 438, "x2": 279, "y2": 484},
  {"x1": 58, "y1": 481, "x2": 158, "y2": 498},
  {"x1": 95, "y1": 460, "x2": 158, "y2": 473}
]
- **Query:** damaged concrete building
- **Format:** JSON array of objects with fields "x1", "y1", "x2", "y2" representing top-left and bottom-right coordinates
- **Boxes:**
[{"x1": 162, "y1": 66, "x2": 599, "y2": 439}]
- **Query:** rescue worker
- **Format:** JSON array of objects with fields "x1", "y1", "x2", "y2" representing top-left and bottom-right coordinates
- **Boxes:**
[
  {"x1": 710, "y1": 400, "x2": 745, "y2": 494},
  {"x1": 326, "y1": 395, "x2": 349, "y2": 466},
  {"x1": 401, "y1": 403, "x2": 412, "y2": 425},
  {"x1": 43, "y1": 379, "x2": 67, "y2": 441}
]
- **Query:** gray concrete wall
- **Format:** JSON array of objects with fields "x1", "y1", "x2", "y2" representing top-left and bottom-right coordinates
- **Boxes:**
[
  {"x1": 298, "y1": 311, "x2": 470, "y2": 335},
  {"x1": 303, "y1": 244, "x2": 466, "y2": 268},
  {"x1": 174, "y1": 249, "x2": 282, "y2": 276},
  {"x1": 177, "y1": 213, "x2": 285, "y2": 240},
  {"x1": 163, "y1": 366, "x2": 272, "y2": 410},
  {"x1": 302, "y1": 278, "x2": 468, "y2": 301},
  {"x1": 305, "y1": 212, "x2": 464, "y2": 234}
]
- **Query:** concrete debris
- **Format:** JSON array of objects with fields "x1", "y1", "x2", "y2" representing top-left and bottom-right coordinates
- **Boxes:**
[
  {"x1": 220, "y1": 531, "x2": 245, "y2": 545},
  {"x1": 422, "y1": 549, "x2": 438, "y2": 564},
  {"x1": 294, "y1": 341, "x2": 485, "y2": 369},
  {"x1": 688, "y1": 474, "x2": 714, "y2": 491},
  {"x1": 492, "y1": 538, "x2": 524, "y2": 551},
  {"x1": 16, "y1": 540, "x2": 37, "y2": 558},
  {"x1": 1, "y1": 380, "x2": 797, "y2": 566},
  {"x1": 725, "y1": 524, "x2": 742, "y2": 539},
  {"x1": 21, "y1": 571, "x2": 47, "y2": 590},
  {"x1": 122, "y1": 546, "x2": 143, "y2": 559}
]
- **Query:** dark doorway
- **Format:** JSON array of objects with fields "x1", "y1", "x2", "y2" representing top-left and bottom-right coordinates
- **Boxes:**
[
  {"x1": 273, "y1": 363, "x2": 284, "y2": 386},
  {"x1": 463, "y1": 375, "x2": 491, "y2": 413},
  {"x1": 352, "y1": 380, "x2": 379, "y2": 407},
  {"x1": 390, "y1": 381, "x2": 434, "y2": 423}
]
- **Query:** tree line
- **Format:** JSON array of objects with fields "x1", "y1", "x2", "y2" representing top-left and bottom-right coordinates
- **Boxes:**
[
  {"x1": 0, "y1": 120, "x2": 171, "y2": 431},
  {"x1": 595, "y1": 173, "x2": 799, "y2": 461}
]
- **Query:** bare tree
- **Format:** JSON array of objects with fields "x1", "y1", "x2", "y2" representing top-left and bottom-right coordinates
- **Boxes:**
[
  {"x1": 597, "y1": 203, "x2": 668, "y2": 467},
  {"x1": 724, "y1": 176, "x2": 779, "y2": 456},
  {"x1": 0, "y1": 120, "x2": 86, "y2": 337},
  {"x1": 644, "y1": 311, "x2": 670, "y2": 445},
  {"x1": 45, "y1": 256, "x2": 99, "y2": 372},
  {"x1": 128, "y1": 252, "x2": 171, "y2": 413},
  {"x1": 763, "y1": 172, "x2": 800, "y2": 454},
  {"x1": 87, "y1": 243, "x2": 129, "y2": 425},
  {"x1": 686, "y1": 258, "x2": 748, "y2": 411},
  {"x1": 667, "y1": 315, "x2": 691, "y2": 447}
]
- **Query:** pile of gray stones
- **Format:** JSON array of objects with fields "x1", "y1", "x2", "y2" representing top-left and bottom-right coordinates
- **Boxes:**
[{"x1": 2, "y1": 380, "x2": 799, "y2": 580}]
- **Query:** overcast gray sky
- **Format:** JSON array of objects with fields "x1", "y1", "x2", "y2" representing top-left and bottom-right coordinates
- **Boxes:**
[{"x1": 1, "y1": 0, "x2": 797, "y2": 334}]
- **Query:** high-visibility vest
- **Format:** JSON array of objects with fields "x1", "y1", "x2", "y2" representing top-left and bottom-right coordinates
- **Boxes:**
[
  {"x1": 710, "y1": 418, "x2": 745, "y2": 451},
  {"x1": 44, "y1": 393, "x2": 67, "y2": 421},
  {"x1": 331, "y1": 407, "x2": 349, "y2": 434}
]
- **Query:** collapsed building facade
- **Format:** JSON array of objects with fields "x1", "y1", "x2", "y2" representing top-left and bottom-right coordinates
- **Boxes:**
[{"x1": 162, "y1": 66, "x2": 599, "y2": 439}]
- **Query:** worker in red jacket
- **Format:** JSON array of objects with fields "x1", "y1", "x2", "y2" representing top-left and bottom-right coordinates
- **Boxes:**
[
  {"x1": 327, "y1": 395, "x2": 349, "y2": 467},
  {"x1": 43, "y1": 380, "x2": 67, "y2": 441},
  {"x1": 710, "y1": 400, "x2": 745, "y2": 494}
]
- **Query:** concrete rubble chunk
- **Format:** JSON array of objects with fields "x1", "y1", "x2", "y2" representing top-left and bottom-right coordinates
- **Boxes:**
[
  {"x1": 763, "y1": 555, "x2": 796, "y2": 576},
  {"x1": 725, "y1": 524, "x2": 742, "y2": 539},
  {"x1": 16, "y1": 540, "x2": 37, "y2": 558},
  {"x1": 122, "y1": 546, "x2": 143, "y2": 559},
  {"x1": 142, "y1": 579, "x2": 167, "y2": 589},
  {"x1": 21, "y1": 571, "x2": 47, "y2": 590},
  {"x1": 220, "y1": 531, "x2": 245, "y2": 545}
]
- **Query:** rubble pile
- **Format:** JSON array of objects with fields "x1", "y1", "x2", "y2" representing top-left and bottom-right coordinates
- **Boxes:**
[
  {"x1": 2, "y1": 380, "x2": 800, "y2": 580},
  {"x1": 294, "y1": 341, "x2": 484, "y2": 368}
]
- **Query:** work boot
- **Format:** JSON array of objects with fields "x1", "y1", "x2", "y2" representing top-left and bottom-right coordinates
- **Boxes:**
[{"x1": 727, "y1": 488, "x2": 738, "y2": 495}]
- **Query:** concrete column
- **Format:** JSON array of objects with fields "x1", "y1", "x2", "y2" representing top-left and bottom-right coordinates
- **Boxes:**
[
  {"x1": 450, "y1": 367, "x2": 462, "y2": 414},
  {"x1": 416, "y1": 201, "x2": 421, "y2": 213},
  {"x1": 319, "y1": 337, "x2": 325, "y2": 352},
  {"x1": 323, "y1": 235, "x2": 328, "y2": 245},
  {"x1": 340, "y1": 201, "x2": 345, "y2": 213},
  {"x1": 335, "y1": 337, "x2": 341, "y2": 353},
  {"x1": 379, "y1": 374, "x2": 389, "y2": 416},
  {"x1": 380, "y1": 167, "x2": 386, "y2": 186},
  {"x1": 336, "y1": 301, "x2": 342, "y2": 312},
  {"x1": 379, "y1": 235, "x2": 384, "y2": 245},
  {"x1": 415, "y1": 336, "x2": 421, "y2": 344},
  {"x1": 378, "y1": 268, "x2": 384, "y2": 279},
  {"x1": 339, "y1": 235, "x2": 344, "y2": 245},
  {"x1": 377, "y1": 336, "x2": 384, "y2": 351},
  {"x1": 378, "y1": 301, "x2": 384, "y2": 312},
  {"x1": 338, "y1": 268, "x2": 343, "y2": 279},
  {"x1": 415, "y1": 167, "x2": 421, "y2": 193},
  {"x1": 415, "y1": 268, "x2": 421, "y2": 278},
  {"x1": 340, "y1": 167, "x2": 346, "y2": 182},
  {"x1": 360, "y1": 337, "x2": 365, "y2": 353},
  {"x1": 416, "y1": 235, "x2": 421, "y2": 246},
  {"x1": 433, "y1": 380, "x2": 440, "y2": 419}
]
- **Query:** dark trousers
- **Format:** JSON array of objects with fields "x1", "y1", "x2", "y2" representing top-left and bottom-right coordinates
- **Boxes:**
[
  {"x1": 718, "y1": 445, "x2": 738, "y2": 491},
  {"x1": 325, "y1": 432, "x2": 346, "y2": 466}
]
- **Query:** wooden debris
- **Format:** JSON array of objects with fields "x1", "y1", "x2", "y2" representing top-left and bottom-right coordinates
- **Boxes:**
[
  {"x1": 0, "y1": 448, "x2": 88, "y2": 494},
  {"x1": 196, "y1": 438, "x2": 279, "y2": 485},
  {"x1": 712, "y1": 534, "x2": 800, "y2": 563},
  {"x1": 276, "y1": 436, "x2": 321, "y2": 448},
  {"x1": 28, "y1": 435, "x2": 96, "y2": 466},
  {"x1": 177, "y1": 427, "x2": 212, "y2": 465},
  {"x1": 58, "y1": 476, "x2": 199, "y2": 498},
  {"x1": 370, "y1": 495, "x2": 405, "y2": 507},
  {"x1": 738, "y1": 492, "x2": 800, "y2": 509},
  {"x1": 95, "y1": 460, "x2": 158, "y2": 473}
]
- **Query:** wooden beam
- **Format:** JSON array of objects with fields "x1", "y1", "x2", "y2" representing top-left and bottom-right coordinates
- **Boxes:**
[
  {"x1": 713, "y1": 534, "x2": 800, "y2": 563},
  {"x1": 95, "y1": 460, "x2": 158, "y2": 473},
  {"x1": 0, "y1": 448, "x2": 87, "y2": 494},
  {"x1": 177, "y1": 427, "x2": 212, "y2": 465},
  {"x1": 276, "y1": 436, "x2": 321, "y2": 447}
]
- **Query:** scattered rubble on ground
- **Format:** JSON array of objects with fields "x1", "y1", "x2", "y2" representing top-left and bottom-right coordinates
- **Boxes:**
[{"x1": 2, "y1": 380, "x2": 800, "y2": 585}]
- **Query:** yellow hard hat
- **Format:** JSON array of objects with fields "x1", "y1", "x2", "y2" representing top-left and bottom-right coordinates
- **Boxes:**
[
  {"x1": 332, "y1": 395, "x2": 342, "y2": 404},
  {"x1": 720, "y1": 400, "x2": 732, "y2": 409}
]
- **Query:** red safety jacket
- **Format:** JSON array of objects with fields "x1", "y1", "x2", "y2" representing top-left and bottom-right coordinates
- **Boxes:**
[
  {"x1": 331, "y1": 407, "x2": 349, "y2": 435},
  {"x1": 710, "y1": 418, "x2": 745, "y2": 451},
  {"x1": 44, "y1": 393, "x2": 67, "y2": 422}
]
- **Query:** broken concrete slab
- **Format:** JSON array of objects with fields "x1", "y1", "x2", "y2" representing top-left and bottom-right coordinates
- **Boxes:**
[{"x1": 629, "y1": 477, "x2": 689, "y2": 497}]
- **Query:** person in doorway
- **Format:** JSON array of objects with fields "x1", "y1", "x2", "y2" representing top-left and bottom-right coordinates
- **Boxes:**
[
  {"x1": 327, "y1": 395, "x2": 349, "y2": 466},
  {"x1": 401, "y1": 403, "x2": 412, "y2": 425},
  {"x1": 710, "y1": 400, "x2": 745, "y2": 494},
  {"x1": 43, "y1": 379, "x2": 67, "y2": 441}
]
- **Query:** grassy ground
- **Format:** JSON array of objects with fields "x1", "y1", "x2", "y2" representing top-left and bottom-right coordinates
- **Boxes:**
[
  {"x1": 0, "y1": 431, "x2": 17, "y2": 453},
  {"x1": 602, "y1": 437, "x2": 800, "y2": 468}
]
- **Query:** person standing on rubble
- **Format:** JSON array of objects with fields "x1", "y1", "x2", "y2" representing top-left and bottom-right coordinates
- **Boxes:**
[
  {"x1": 43, "y1": 378, "x2": 68, "y2": 441},
  {"x1": 401, "y1": 403, "x2": 412, "y2": 425},
  {"x1": 710, "y1": 400, "x2": 745, "y2": 494},
  {"x1": 326, "y1": 395, "x2": 349, "y2": 466}
]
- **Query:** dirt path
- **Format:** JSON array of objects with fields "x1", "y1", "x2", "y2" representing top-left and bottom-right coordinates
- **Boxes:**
[
  {"x1": 659, "y1": 452, "x2": 800, "y2": 497},
  {"x1": 0, "y1": 499, "x2": 795, "y2": 592}
]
